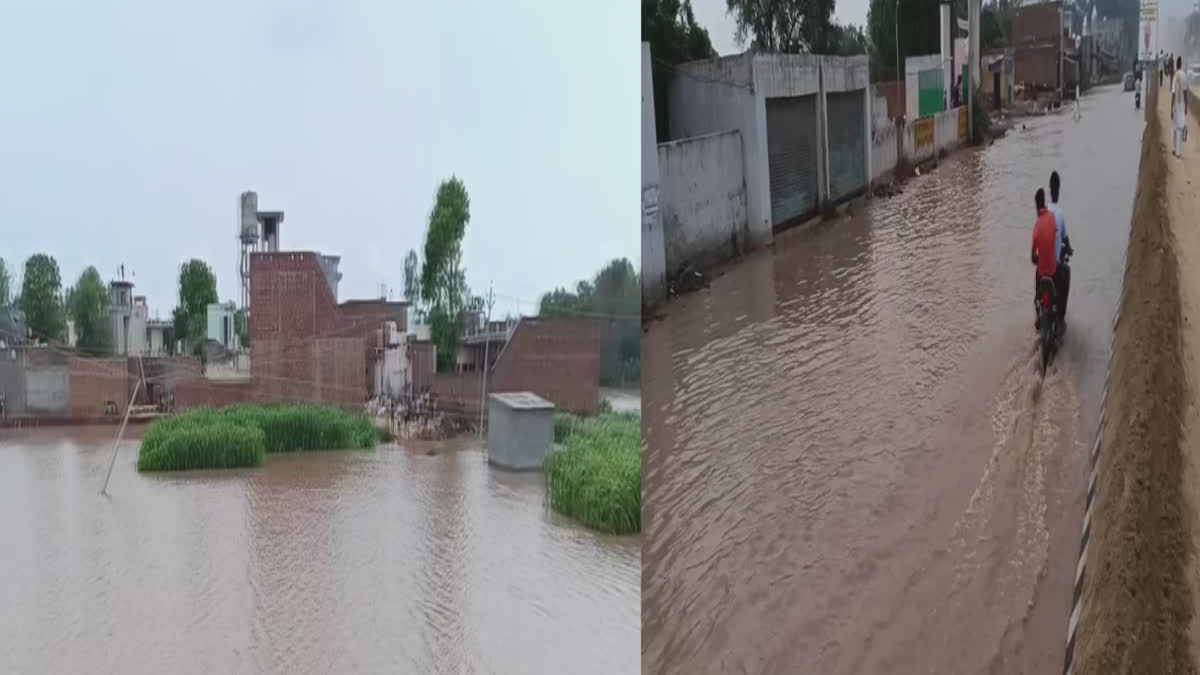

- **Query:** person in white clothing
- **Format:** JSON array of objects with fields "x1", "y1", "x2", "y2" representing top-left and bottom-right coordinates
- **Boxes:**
[{"x1": 1173, "y1": 55, "x2": 1189, "y2": 157}]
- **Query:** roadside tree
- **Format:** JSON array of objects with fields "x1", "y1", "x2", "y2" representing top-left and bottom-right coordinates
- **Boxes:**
[{"x1": 18, "y1": 253, "x2": 65, "y2": 343}]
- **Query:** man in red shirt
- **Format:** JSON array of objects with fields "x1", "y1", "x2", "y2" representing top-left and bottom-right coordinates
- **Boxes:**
[{"x1": 1031, "y1": 188, "x2": 1058, "y2": 330}]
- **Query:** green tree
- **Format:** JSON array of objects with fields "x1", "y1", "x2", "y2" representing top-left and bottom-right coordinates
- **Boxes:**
[
  {"x1": 18, "y1": 254, "x2": 65, "y2": 343},
  {"x1": 539, "y1": 258, "x2": 641, "y2": 387},
  {"x1": 176, "y1": 259, "x2": 218, "y2": 353},
  {"x1": 403, "y1": 248, "x2": 427, "y2": 323},
  {"x1": 726, "y1": 0, "x2": 837, "y2": 53},
  {"x1": 234, "y1": 308, "x2": 249, "y2": 349},
  {"x1": 643, "y1": 0, "x2": 717, "y2": 141},
  {"x1": 0, "y1": 257, "x2": 10, "y2": 306},
  {"x1": 867, "y1": 0, "x2": 944, "y2": 81},
  {"x1": 420, "y1": 177, "x2": 470, "y2": 371},
  {"x1": 829, "y1": 23, "x2": 869, "y2": 55},
  {"x1": 70, "y1": 266, "x2": 112, "y2": 356}
]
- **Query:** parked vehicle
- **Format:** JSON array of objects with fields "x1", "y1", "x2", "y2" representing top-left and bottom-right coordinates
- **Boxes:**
[{"x1": 1123, "y1": 72, "x2": 1136, "y2": 92}]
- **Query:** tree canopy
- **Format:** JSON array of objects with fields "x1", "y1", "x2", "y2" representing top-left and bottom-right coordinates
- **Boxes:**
[
  {"x1": 539, "y1": 258, "x2": 641, "y2": 387},
  {"x1": 176, "y1": 259, "x2": 218, "y2": 353},
  {"x1": 420, "y1": 177, "x2": 471, "y2": 372},
  {"x1": 643, "y1": 0, "x2": 717, "y2": 141},
  {"x1": 726, "y1": 0, "x2": 837, "y2": 53},
  {"x1": 18, "y1": 254, "x2": 65, "y2": 343},
  {"x1": 0, "y1": 257, "x2": 10, "y2": 306},
  {"x1": 70, "y1": 266, "x2": 112, "y2": 356},
  {"x1": 867, "y1": 0, "x2": 944, "y2": 81},
  {"x1": 403, "y1": 248, "x2": 427, "y2": 324}
]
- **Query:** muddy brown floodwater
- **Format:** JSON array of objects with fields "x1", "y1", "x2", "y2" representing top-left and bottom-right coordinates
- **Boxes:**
[
  {"x1": 643, "y1": 85, "x2": 1144, "y2": 675},
  {"x1": 0, "y1": 426, "x2": 639, "y2": 674}
]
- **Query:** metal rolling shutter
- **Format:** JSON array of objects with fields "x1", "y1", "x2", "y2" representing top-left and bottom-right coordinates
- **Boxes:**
[
  {"x1": 766, "y1": 96, "x2": 819, "y2": 227},
  {"x1": 826, "y1": 91, "x2": 866, "y2": 203}
]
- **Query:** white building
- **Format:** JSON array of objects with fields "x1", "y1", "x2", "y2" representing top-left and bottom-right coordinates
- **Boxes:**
[
  {"x1": 109, "y1": 280, "x2": 148, "y2": 356},
  {"x1": 206, "y1": 302, "x2": 238, "y2": 351}
]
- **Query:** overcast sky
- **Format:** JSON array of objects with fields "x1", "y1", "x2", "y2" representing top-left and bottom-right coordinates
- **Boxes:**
[{"x1": 0, "y1": 1, "x2": 638, "y2": 321}]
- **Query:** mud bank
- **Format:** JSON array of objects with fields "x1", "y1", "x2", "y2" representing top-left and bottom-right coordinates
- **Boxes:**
[{"x1": 1072, "y1": 77, "x2": 1193, "y2": 673}]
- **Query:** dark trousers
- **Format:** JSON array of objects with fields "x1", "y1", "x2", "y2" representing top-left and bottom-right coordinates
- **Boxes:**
[
  {"x1": 1034, "y1": 263, "x2": 1071, "y2": 322},
  {"x1": 1056, "y1": 263, "x2": 1070, "y2": 321}
]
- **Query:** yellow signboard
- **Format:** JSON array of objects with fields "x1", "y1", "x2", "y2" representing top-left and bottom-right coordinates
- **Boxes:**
[
  {"x1": 914, "y1": 117, "x2": 935, "y2": 151},
  {"x1": 958, "y1": 107, "x2": 968, "y2": 144}
]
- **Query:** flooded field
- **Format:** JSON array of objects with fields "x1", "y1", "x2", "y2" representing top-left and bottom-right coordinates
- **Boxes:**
[
  {"x1": 0, "y1": 426, "x2": 639, "y2": 674},
  {"x1": 643, "y1": 85, "x2": 1144, "y2": 674}
]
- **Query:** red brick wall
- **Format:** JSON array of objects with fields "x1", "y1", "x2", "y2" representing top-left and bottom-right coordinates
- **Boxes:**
[
  {"x1": 490, "y1": 317, "x2": 604, "y2": 414},
  {"x1": 250, "y1": 252, "x2": 339, "y2": 342},
  {"x1": 1012, "y1": 2, "x2": 1062, "y2": 48},
  {"x1": 432, "y1": 372, "x2": 484, "y2": 420},
  {"x1": 337, "y1": 300, "x2": 408, "y2": 336},
  {"x1": 876, "y1": 80, "x2": 906, "y2": 120},
  {"x1": 174, "y1": 379, "x2": 254, "y2": 409},
  {"x1": 131, "y1": 356, "x2": 202, "y2": 405},
  {"x1": 247, "y1": 252, "x2": 376, "y2": 407},
  {"x1": 69, "y1": 356, "x2": 129, "y2": 416},
  {"x1": 1015, "y1": 45, "x2": 1061, "y2": 89},
  {"x1": 1013, "y1": 1, "x2": 1062, "y2": 89},
  {"x1": 251, "y1": 337, "x2": 364, "y2": 407}
]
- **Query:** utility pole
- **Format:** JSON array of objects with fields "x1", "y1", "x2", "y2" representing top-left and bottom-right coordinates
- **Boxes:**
[
  {"x1": 478, "y1": 283, "x2": 495, "y2": 438},
  {"x1": 967, "y1": 0, "x2": 980, "y2": 143},
  {"x1": 895, "y1": 0, "x2": 902, "y2": 98}
]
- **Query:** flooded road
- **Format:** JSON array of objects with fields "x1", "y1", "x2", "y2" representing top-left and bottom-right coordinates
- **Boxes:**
[
  {"x1": 0, "y1": 426, "x2": 639, "y2": 674},
  {"x1": 643, "y1": 85, "x2": 1143, "y2": 674}
]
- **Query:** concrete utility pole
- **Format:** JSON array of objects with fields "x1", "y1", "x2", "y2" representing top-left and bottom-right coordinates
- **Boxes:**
[
  {"x1": 896, "y1": 0, "x2": 902, "y2": 89},
  {"x1": 967, "y1": 0, "x2": 980, "y2": 142},
  {"x1": 478, "y1": 283, "x2": 495, "y2": 438}
]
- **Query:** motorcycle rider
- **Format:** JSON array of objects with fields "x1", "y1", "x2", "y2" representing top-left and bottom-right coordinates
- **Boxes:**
[
  {"x1": 1032, "y1": 188, "x2": 1058, "y2": 331},
  {"x1": 1047, "y1": 171, "x2": 1073, "y2": 328}
]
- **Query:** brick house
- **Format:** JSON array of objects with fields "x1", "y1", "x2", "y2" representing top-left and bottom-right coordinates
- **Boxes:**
[
  {"x1": 411, "y1": 315, "x2": 606, "y2": 417},
  {"x1": 175, "y1": 251, "x2": 407, "y2": 410}
]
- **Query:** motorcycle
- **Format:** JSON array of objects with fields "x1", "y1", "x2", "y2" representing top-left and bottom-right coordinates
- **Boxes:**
[
  {"x1": 1036, "y1": 247, "x2": 1072, "y2": 376},
  {"x1": 1136, "y1": 88, "x2": 1142, "y2": 110}
]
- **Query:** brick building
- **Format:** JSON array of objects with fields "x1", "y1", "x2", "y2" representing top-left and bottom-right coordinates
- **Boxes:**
[
  {"x1": 174, "y1": 251, "x2": 407, "y2": 410},
  {"x1": 411, "y1": 315, "x2": 607, "y2": 418},
  {"x1": 1013, "y1": 1, "x2": 1064, "y2": 91}
]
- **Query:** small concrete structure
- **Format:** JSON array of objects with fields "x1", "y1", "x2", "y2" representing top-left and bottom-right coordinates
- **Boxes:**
[{"x1": 486, "y1": 391, "x2": 555, "y2": 471}]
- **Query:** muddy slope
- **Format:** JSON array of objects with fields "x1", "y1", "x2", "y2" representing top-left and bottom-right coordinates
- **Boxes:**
[{"x1": 1073, "y1": 76, "x2": 1193, "y2": 673}]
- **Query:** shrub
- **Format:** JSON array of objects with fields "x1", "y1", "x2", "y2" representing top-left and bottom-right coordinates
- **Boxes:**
[
  {"x1": 544, "y1": 412, "x2": 641, "y2": 535},
  {"x1": 137, "y1": 423, "x2": 265, "y2": 471},
  {"x1": 137, "y1": 403, "x2": 376, "y2": 472}
]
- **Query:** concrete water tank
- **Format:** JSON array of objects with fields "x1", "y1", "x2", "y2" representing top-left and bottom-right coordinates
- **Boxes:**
[
  {"x1": 486, "y1": 392, "x2": 555, "y2": 471},
  {"x1": 240, "y1": 191, "x2": 258, "y2": 241}
]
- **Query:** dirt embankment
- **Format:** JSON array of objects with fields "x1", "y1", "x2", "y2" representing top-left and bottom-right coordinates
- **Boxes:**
[{"x1": 1073, "y1": 73, "x2": 1194, "y2": 673}]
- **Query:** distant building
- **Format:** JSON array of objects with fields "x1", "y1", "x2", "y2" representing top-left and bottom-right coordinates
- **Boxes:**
[
  {"x1": 109, "y1": 280, "x2": 148, "y2": 356},
  {"x1": 146, "y1": 319, "x2": 170, "y2": 356},
  {"x1": 206, "y1": 301, "x2": 238, "y2": 351},
  {"x1": 455, "y1": 316, "x2": 518, "y2": 373}
]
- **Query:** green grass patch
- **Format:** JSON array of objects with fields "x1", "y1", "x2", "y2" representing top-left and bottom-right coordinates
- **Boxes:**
[
  {"x1": 138, "y1": 403, "x2": 376, "y2": 472},
  {"x1": 544, "y1": 412, "x2": 641, "y2": 535}
]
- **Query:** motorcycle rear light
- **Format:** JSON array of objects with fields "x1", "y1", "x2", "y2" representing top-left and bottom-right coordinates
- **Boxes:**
[{"x1": 1042, "y1": 292, "x2": 1051, "y2": 309}]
